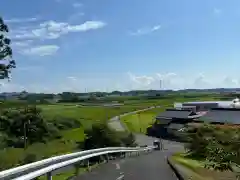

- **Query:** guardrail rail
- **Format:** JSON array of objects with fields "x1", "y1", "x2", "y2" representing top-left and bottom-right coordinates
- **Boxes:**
[{"x1": 0, "y1": 146, "x2": 155, "y2": 180}]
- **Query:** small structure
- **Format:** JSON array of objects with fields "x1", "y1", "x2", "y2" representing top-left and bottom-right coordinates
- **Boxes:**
[
  {"x1": 153, "y1": 98, "x2": 240, "y2": 138},
  {"x1": 156, "y1": 108, "x2": 201, "y2": 125},
  {"x1": 181, "y1": 101, "x2": 219, "y2": 111},
  {"x1": 155, "y1": 109, "x2": 203, "y2": 135},
  {"x1": 179, "y1": 98, "x2": 240, "y2": 111}
]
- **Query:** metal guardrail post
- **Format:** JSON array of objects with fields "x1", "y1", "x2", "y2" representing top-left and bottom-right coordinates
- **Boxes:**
[
  {"x1": 87, "y1": 160, "x2": 90, "y2": 171},
  {"x1": 46, "y1": 172, "x2": 52, "y2": 180},
  {"x1": 106, "y1": 154, "x2": 109, "y2": 162}
]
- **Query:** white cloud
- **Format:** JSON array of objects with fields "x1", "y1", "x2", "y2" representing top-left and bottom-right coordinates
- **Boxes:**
[
  {"x1": 128, "y1": 72, "x2": 155, "y2": 86},
  {"x1": 192, "y1": 73, "x2": 211, "y2": 89},
  {"x1": 73, "y1": 2, "x2": 83, "y2": 8},
  {"x1": 156, "y1": 73, "x2": 177, "y2": 80},
  {"x1": 10, "y1": 20, "x2": 105, "y2": 56},
  {"x1": 130, "y1": 25, "x2": 161, "y2": 36},
  {"x1": 5, "y1": 17, "x2": 39, "y2": 23},
  {"x1": 3, "y1": 72, "x2": 240, "y2": 93},
  {"x1": 12, "y1": 20, "x2": 106, "y2": 40},
  {"x1": 68, "y1": 76, "x2": 78, "y2": 81},
  {"x1": 67, "y1": 21, "x2": 106, "y2": 32},
  {"x1": 222, "y1": 76, "x2": 239, "y2": 87},
  {"x1": 0, "y1": 82, "x2": 25, "y2": 92},
  {"x1": 20, "y1": 45, "x2": 59, "y2": 56},
  {"x1": 12, "y1": 40, "x2": 33, "y2": 48}
]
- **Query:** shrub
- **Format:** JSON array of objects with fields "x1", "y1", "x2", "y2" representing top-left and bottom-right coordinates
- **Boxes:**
[
  {"x1": 186, "y1": 124, "x2": 240, "y2": 171},
  {"x1": 79, "y1": 122, "x2": 122, "y2": 150},
  {"x1": 52, "y1": 117, "x2": 81, "y2": 130},
  {"x1": 119, "y1": 132, "x2": 137, "y2": 147}
]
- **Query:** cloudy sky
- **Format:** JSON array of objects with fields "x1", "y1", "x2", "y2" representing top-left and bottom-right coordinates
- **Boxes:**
[{"x1": 1, "y1": 0, "x2": 240, "y2": 93}]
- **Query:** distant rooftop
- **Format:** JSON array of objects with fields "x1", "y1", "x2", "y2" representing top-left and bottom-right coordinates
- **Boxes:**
[
  {"x1": 200, "y1": 108, "x2": 240, "y2": 124},
  {"x1": 156, "y1": 109, "x2": 197, "y2": 120},
  {"x1": 181, "y1": 98, "x2": 240, "y2": 108}
]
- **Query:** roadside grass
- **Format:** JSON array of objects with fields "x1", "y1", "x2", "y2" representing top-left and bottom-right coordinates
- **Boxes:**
[
  {"x1": 0, "y1": 140, "x2": 77, "y2": 171},
  {"x1": 38, "y1": 161, "x2": 101, "y2": 180},
  {"x1": 171, "y1": 153, "x2": 205, "y2": 172},
  {"x1": 61, "y1": 128, "x2": 85, "y2": 142},
  {"x1": 171, "y1": 153, "x2": 237, "y2": 180},
  {"x1": 170, "y1": 153, "x2": 212, "y2": 180}
]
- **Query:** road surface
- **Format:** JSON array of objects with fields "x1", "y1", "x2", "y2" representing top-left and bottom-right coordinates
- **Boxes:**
[
  {"x1": 74, "y1": 150, "x2": 177, "y2": 180},
  {"x1": 74, "y1": 106, "x2": 184, "y2": 180}
]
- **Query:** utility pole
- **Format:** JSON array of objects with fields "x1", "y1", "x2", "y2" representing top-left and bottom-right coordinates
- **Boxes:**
[
  {"x1": 138, "y1": 113, "x2": 141, "y2": 133},
  {"x1": 160, "y1": 79, "x2": 163, "y2": 90},
  {"x1": 24, "y1": 122, "x2": 27, "y2": 149}
]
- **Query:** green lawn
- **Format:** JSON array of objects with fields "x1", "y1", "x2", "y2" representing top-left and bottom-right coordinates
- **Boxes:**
[{"x1": 38, "y1": 103, "x2": 165, "y2": 127}]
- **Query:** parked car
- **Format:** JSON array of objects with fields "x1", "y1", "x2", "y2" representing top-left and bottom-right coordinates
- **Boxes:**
[{"x1": 153, "y1": 140, "x2": 161, "y2": 150}]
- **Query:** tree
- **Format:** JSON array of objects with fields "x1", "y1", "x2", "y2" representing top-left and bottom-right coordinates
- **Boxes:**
[
  {"x1": 121, "y1": 133, "x2": 137, "y2": 147},
  {"x1": 0, "y1": 106, "x2": 61, "y2": 148},
  {"x1": 0, "y1": 17, "x2": 16, "y2": 80},
  {"x1": 80, "y1": 122, "x2": 122, "y2": 150}
]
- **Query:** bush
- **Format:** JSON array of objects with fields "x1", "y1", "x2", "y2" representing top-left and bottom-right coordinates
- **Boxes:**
[
  {"x1": 186, "y1": 124, "x2": 240, "y2": 171},
  {"x1": 52, "y1": 117, "x2": 81, "y2": 130},
  {"x1": 22, "y1": 153, "x2": 37, "y2": 164},
  {"x1": 119, "y1": 133, "x2": 137, "y2": 147},
  {"x1": 79, "y1": 122, "x2": 122, "y2": 150}
]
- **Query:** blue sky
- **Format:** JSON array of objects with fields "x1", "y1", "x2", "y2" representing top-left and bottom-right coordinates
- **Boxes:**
[{"x1": 1, "y1": 0, "x2": 240, "y2": 93}]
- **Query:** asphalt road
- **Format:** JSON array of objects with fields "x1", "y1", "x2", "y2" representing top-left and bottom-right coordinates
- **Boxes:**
[
  {"x1": 74, "y1": 150, "x2": 178, "y2": 180},
  {"x1": 74, "y1": 106, "x2": 184, "y2": 180}
]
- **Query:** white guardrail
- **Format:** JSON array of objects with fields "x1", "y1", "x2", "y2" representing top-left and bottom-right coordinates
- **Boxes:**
[{"x1": 0, "y1": 146, "x2": 155, "y2": 180}]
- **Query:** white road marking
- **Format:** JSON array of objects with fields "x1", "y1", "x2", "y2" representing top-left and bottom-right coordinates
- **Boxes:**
[
  {"x1": 116, "y1": 163, "x2": 121, "y2": 170},
  {"x1": 116, "y1": 174, "x2": 125, "y2": 180}
]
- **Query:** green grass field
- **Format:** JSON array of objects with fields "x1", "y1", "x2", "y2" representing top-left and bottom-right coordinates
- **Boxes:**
[
  {"x1": 0, "y1": 95, "x2": 224, "y2": 171},
  {"x1": 37, "y1": 102, "x2": 163, "y2": 127},
  {"x1": 120, "y1": 107, "x2": 167, "y2": 133}
]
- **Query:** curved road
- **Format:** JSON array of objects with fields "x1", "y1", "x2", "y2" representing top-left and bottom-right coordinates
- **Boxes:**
[
  {"x1": 75, "y1": 151, "x2": 177, "y2": 180},
  {"x1": 76, "y1": 107, "x2": 183, "y2": 180}
]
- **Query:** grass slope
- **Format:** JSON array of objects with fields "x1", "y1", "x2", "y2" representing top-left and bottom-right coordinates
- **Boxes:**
[{"x1": 121, "y1": 107, "x2": 166, "y2": 133}]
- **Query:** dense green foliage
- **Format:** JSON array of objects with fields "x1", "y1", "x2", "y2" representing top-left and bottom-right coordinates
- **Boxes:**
[
  {"x1": 0, "y1": 106, "x2": 80, "y2": 149},
  {"x1": 186, "y1": 124, "x2": 240, "y2": 171},
  {"x1": 0, "y1": 17, "x2": 16, "y2": 79},
  {"x1": 78, "y1": 122, "x2": 136, "y2": 150},
  {"x1": 0, "y1": 92, "x2": 230, "y2": 172},
  {"x1": 0, "y1": 104, "x2": 137, "y2": 170}
]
